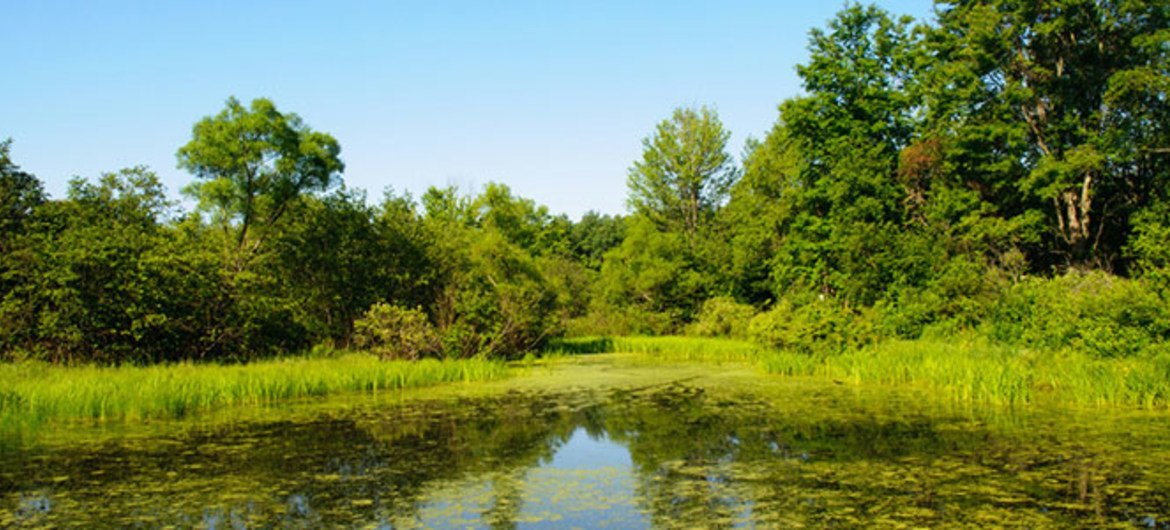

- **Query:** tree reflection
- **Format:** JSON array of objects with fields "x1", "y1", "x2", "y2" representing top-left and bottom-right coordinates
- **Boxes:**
[{"x1": 3, "y1": 383, "x2": 1170, "y2": 528}]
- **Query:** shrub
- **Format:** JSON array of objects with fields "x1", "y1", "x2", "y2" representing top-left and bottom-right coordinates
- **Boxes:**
[
  {"x1": 564, "y1": 305, "x2": 676, "y2": 337},
  {"x1": 353, "y1": 303, "x2": 441, "y2": 360},
  {"x1": 748, "y1": 298, "x2": 878, "y2": 355},
  {"x1": 686, "y1": 296, "x2": 756, "y2": 339},
  {"x1": 983, "y1": 271, "x2": 1170, "y2": 357}
]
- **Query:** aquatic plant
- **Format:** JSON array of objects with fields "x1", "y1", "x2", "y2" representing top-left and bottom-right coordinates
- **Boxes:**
[
  {"x1": 549, "y1": 335, "x2": 1170, "y2": 408},
  {"x1": 0, "y1": 353, "x2": 508, "y2": 427},
  {"x1": 549, "y1": 336, "x2": 766, "y2": 363}
]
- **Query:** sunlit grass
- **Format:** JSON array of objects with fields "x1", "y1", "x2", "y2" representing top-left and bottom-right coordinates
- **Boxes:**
[
  {"x1": 761, "y1": 339, "x2": 1170, "y2": 408},
  {"x1": 551, "y1": 335, "x2": 1170, "y2": 408},
  {"x1": 0, "y1": 353, "x2": 508, "y2": 427},
  {"x1": 548, "y1": 336, "x2": 766, "y2": 363}
]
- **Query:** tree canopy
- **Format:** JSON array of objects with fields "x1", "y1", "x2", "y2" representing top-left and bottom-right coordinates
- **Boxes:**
[
  {"x1": 177, "y1": 97, "x2": 344, "y2": 252},
  {"x1": 627, "y1": 106, "x2": 738, "y2": 240},
  {"x1": 3, "y1": 1, "x2": 1169, "y2": 364}
]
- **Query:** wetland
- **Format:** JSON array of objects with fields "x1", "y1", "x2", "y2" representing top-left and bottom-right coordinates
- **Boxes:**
[{"x1": 3, "y1": 355, "x2": 1170, "y2": 528}]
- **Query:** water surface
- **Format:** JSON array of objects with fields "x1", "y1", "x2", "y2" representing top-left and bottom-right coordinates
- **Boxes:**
[{"x1": 2, "y1": 355, "x2": 1169, "y2": 528}]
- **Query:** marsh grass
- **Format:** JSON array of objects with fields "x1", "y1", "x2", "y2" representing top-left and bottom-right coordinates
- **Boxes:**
[
  {"x1": 552, "y1": 335, "x2": 1170, "y2": 408},
  {"x1": 548, "y1": 336, "x2": 766, "y2": 363},
  {"x1": 0, "y1": 353, "x2": 507, "y2": 428}
]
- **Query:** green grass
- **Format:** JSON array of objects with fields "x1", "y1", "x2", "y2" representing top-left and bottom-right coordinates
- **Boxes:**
[
  {"x1": 551, "y1": 335, "x2": 1170, "y2": 408},
  {"x1": 548, "y1": 335, "x2": 768, "y2": 363},
  {"x1": 761, "y1": 339, "x2": 1170, "y2": 408},
  {"x1": 0, "y1": 353, "x2": 508, "y2": 426}
]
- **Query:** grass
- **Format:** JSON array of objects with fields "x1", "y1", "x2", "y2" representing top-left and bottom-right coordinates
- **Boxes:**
[
  {"x1": 0, "y1": 353, "x2": 508, "y2": 427},
  {"x1": 549, "y1": 335, "x2": 1170, "y2": 408},
  {"x1": 547, "y1": 335, "x2": 768, "y2": 363}
]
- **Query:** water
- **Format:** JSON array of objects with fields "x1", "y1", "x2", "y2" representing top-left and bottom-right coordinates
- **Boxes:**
[{"x1": 2, "y1": 355, "x2": 1170, "y2": 528}]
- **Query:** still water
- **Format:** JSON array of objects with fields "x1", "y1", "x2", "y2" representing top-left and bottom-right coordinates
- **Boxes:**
[{"x1": 2, "y1": 355, "x2": 1170, "y2": 528}]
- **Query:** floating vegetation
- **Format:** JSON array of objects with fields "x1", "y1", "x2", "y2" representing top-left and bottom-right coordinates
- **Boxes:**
[
  {"x1": 3, "y1": 358, "x2": 1170, "y2": 528},
  {"x1": 550, "y1": 336, "x2": 1170, "y2": 409}
]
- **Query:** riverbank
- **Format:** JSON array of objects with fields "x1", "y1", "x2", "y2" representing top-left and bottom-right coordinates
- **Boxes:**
[
  {"x1": 5, "y1": 334, "x2": 1169, "y2": 434},
  {"x1": 0, "y1": 353, "x2": 507, "y2": 429},
  {"x1": 549, "y1": 336, "x2": 1170, "y2": 408}
]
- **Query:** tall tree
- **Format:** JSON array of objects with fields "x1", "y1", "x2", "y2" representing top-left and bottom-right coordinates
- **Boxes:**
[
  {"x1": 0, "y1": 139, "x2": 45, "y2": 255},
  {"x1": 627, "y1": 106, "x2": 739, "y2": 240},
  {"x1": 176, "y1": 97, "x2": 344, "y2": 255},
  {"x1": 925, "y1": 0, "x2": 1170, "y2": 269},
  {"x1": 766, "y1": 4, "x2": 921, "y2": 304}
]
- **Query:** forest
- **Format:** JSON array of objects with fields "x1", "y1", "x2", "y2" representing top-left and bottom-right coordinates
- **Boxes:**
[{"x1": 2, "y1": 0, "x2": 1169, "y2": 370}]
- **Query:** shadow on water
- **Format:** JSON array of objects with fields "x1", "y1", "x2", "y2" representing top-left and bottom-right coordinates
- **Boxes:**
[{"x1": 2, "y1": 360, "x2": 1170, "y2": 528}]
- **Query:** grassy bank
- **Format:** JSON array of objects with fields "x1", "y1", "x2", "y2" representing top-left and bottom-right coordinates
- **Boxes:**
[
  {"x1": 545, "y1": 336, "x2": 768, "y2": 363},
  {"x1": 550, "y1": 335, "x2": 1170, "y2": 408},
  {"x1": 0, "y1": 353, "x2": 508, "y2": 427}
]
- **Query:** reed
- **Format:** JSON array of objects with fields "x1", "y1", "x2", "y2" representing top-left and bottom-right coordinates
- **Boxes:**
[
  {"x1": 0, "y1": 353, "x2": 508, "y2": 426},
  {"x1": 547, "y1": 335, "x2": 767, "y2": 363},
  {"x1": 551, "y1": 335, "x2": 1170, "y2": 408}
]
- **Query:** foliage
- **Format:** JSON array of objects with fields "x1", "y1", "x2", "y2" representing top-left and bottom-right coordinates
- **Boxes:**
[
  {"x1": 627, "y1": 106, "x2": 738, "y2": 239},
  {"x1": 564, "y1": 304, "x2": 675, "y2": 338},
  {"x1": 0, "y1": 168, "x2": 175, "y2": 363},
  {"x1": 0, "y1": 353, "x2": 507, "y2": 425},
  {"x1": 353, "y1": 303, "x2": 441, "y2": 360},
  {"x1": 748, "y1": 299, "x2": 879, "y2": 356},
  {"x1": 427, "y1": 223, "x2": 560, "y2": 359},
  {"x1": 177, "y1": 97, "x2": 343, "y2": 253},
  {"x1": 0, "y1": 139, "x2": 45, "y2": 255},
  {"x1": 685, "y1": 296, "x2": 756, "y2": 339},
  {"x1": 5, "y1": 2, "x2": 1170, "y2": 368},
  {"x1": 982, "y1": 271, "x2": 1170, "y2": 358},
  {"x1": 1129, "y1": 201, "x2": 1170, "y2": 291},
  {"x1": 922, "y1": 0, "x2": 1170, "y2": 269},
  {"x1": 595, "y1": 216, "x2": 708, "y2": 328},
  {"x1": 568, "y1": 211, "x2": 626, "y2": 270}
]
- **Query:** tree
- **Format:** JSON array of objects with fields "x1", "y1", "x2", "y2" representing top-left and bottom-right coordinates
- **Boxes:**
[
  {"x1": 597, "y1": 217, "x2": 708, "y2": 327},
  {"x1": 766, "y1": 4, "x2": 921, "y2": 304},
  {"x1": 925, "y1": 0, "x2": 1170, "y2": 269},
  {"x1": 627, "y1": 106, "x2": 738, "y2": 240},
  {"x1": 569, "y1": 211, "x2": 626, "y2": 270},
  {"x1": 0, "y1": 168, "x2": 174, "y2": 362},
  {"x1": 0, "y1": 139, "x2": 45, "y2": 255},
  {"x1": 176, "y1": 97, "x2": 343, "y2": 254}
]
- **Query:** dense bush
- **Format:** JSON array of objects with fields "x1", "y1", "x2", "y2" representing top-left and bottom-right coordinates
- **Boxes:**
[
  {"x1": 353, "y1": 303, "x2": 440, "y2": 360},
  {"x1": 748, "y1": 299, "x2": 878, "y2": 356},
  {"x1": 685, "y1": 296, "x2": 756, "y2": 339},
  {"x1": 564, "y1": 305, "x2": 676, "y2": 337},
  {"x1": 983, "y1": 272, "x2": 1170, "y2": 358}
]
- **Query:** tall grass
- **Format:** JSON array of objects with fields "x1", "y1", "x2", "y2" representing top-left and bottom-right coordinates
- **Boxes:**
[
  {"x1": 547, "y1": 335, "x2": 768, "y2": 363},
  {"x1": 761, "y1": 339, "x2": 1170, "y2": 408},
  {"x1": 550, "y1": 335, "x2": 1170, "y2": 408},
  {"x1": 760, "y1": 340, "x2": 1034, "y2": 405},
  {"x1": 0, "y1": 353, "x2": 508, "y2": 426}
]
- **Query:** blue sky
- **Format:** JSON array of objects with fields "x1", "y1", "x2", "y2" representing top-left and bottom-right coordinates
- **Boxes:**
[{"x1": 4, "y1": 0, "x2": 933, "y2": 219}]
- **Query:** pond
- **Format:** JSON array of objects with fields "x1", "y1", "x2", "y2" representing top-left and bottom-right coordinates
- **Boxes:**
[{"x1": 2, "y1": 354, "x2": 1170, "y2": 528}]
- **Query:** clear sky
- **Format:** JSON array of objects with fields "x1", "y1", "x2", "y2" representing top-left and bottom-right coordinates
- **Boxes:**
[{"x1": 3, "y1": 0, "x2": 934, "y2": 219}]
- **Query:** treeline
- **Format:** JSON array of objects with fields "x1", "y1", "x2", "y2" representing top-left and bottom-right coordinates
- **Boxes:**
[
  {"x1": 0, "y1": 133, "x2": 624, "y2": 363},
  {"x1": 3, "y1": 0, "x2": 1169, "y2": 364}
]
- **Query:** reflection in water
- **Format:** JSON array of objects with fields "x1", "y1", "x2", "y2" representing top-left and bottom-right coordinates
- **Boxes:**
[{"x1": 2, "y1": 359, "x2": 1170, "y2": 528}]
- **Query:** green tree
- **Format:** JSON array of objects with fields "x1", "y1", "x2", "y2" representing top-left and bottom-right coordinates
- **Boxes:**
[
  {"x1": 176, "y1": 97, "x2": 344, "y2": 254},
  {"x1": 569, "y1": 211, "x2": 626, "y2": 270},
  {"x1": 627, "y1": 106, "x2": 738, "y2": 240},
  {"x1": 0, "y1": 140, "x2": 47, "y2": 319},
  {"x1": 721, "y1": 128, "x2": 801, "y2": 304},
  {"x1": 0, "y1": 139, "x2": 45, "y2": 255},
  {"x1": 471, "y1": 182, "x2": 572, "y2": 257},
  {"x1": 0, "y1": 168, "x2": 175, "y2": 362},
  {"x1": 924, "y1": 0, "x2": 1170, "y2": 269},
  {"x1": 597, "y1": 217, "x2": 707, "y2": 328},
  {"x1": 767, "y1": 4, "x2": 921, "y2": 304}
]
